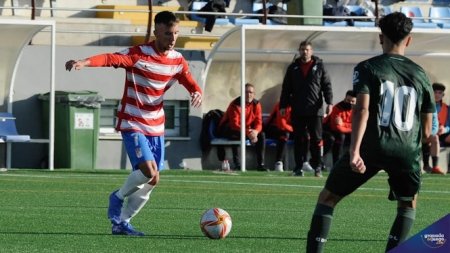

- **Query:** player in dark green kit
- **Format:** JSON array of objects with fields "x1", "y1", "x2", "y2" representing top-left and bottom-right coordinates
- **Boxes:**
[{"x1": 305, "y1": 12, "x2": 435, "y2": 253}]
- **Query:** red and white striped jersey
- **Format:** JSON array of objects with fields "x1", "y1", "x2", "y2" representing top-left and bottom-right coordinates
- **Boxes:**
[{"x1": 88, "y1": 41, "x2": 202, "y2": 136}]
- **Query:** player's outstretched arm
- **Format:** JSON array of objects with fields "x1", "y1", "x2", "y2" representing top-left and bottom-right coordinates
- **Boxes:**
[{"x1": 65, "y1": 59, "x2": 91, "y2": 71}]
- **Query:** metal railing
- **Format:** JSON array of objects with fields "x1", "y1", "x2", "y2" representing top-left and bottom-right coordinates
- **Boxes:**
[{"x1": 1, "y1": 3, "x2": 449, "y2": 41}]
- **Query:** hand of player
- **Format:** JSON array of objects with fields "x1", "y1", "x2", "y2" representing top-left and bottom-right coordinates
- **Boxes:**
[
  {"x1": 279, "y1": 108, "x2": 286, "y2": 118},
  {"x1": 190, "y1": 92, "x2": 202, "y2": 108},
  {"x1": 248, "y1": 129, "x2": 258, "y2": 140},
  {"x1": 335, "y1": 117, "x2": 343, "y2": 126},
  {"x1": 65, "y1": 59, "x2": 89, "y2": 71},
  {"x1": 438, "y1": 125, "x2": 445, "y2": 135},
  {"x1": 350, "y1": 153, "x2": 366, "y2": 174},
  {"x1": 326, "y1": 104, "x2": 333, "y2": 115}
]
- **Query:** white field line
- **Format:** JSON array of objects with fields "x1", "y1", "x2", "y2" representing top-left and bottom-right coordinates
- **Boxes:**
[{"x1": 1, "y1": 173, "x2": 449, "y2": 194}]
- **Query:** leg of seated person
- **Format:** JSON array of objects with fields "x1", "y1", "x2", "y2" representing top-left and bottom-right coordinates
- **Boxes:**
[
  {"x1": 221, "y1": 127, "x2": 241, "y2": 169},
  {"x1": 255, "y1": 131, "x2": 268, "y2": 171},
  {"x1": 276, "y1": 133, "x2": 288, "y2": 163},
  {"x1": 421, "y1": 137, "x2": 431, "y2": 172},
  {"x1": 322, "y1": 130, "x2": 335, "y2": 160},
  {"x1": 332, "y1": 131, "x2": 345, "y2": 165},
  {"x1": 430, "y1": 135, "x2": 444, "y2": 174}
]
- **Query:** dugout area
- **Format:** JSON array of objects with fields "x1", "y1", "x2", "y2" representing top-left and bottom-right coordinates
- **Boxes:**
[
  {"x1": 0, "y1": 19, "x2": 56, "y2": 170},
  {"x1": 200, "y1": 25, "x2": 450, "y2": 171}
]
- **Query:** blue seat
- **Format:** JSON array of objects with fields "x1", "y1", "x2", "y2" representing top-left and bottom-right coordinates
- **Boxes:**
[
  {"x1": 229, "y1": 18, "x2": 259, "y2": 25},
  {"x1": 0, "y1": 113, "x2": 30, "y2": 142},
  {"x1": 400, "y1": 6, "x2": 427, "y2": 22},
  {"x1": 429, "y1": 7, "x2": 450, "y2": 28},
  {"x1": 400, "y1": 6, "x2": 438, "y2": 28},
  {"x1": 190, "y1": 2, "x2": 230, "y2": 26},
  {"x1": 345, "y1": 5, "x2": 363, "y2": 15},
  {"x1": 380, "y1": 5, "x2": 392, "y2": 16},
  {"x1": 323, "y1": 20, "x2": 348, "y2": 26},
  {"x1": 208, "y1": 121, "x2": 250, "y2": 145},
  {"x1": 344, "y1": 5, "x2": 376, "y2": 27}
]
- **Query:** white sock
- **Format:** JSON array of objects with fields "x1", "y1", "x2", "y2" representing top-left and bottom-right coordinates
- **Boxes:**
[
  {"x1": 120, "y1": 183, "x2": 155, "y2": 223},
  {"x1": 116, "y1": 170, "x2": 151, "y2": 200}
]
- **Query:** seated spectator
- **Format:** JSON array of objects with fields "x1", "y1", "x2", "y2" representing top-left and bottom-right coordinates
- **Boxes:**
[
  {"x1": 264, "y1": 101, "x2": 291, "y2": 172},
  {"x1": 217, "y1": 83, "x2": 268, "y2": 171},
  {"x1": 432, "y1": 83, "x2": 448, "y2": 174},
  {"x1": 198, "y1": 0, "x2": 226, "y2": 32},
  {"x1": 422, "y1": 112, "x2": 443, "y2": 174},
  {"x1": 323, "y1": 90, "x2": 356, "y2": 166},
  {"x1": 264, "y1": 101, "x2": 314, "y2": 172}
]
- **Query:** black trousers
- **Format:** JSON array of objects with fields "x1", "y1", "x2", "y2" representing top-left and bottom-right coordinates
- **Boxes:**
[
  {"x1": 292, "y1": 116, "x2": 324, "y2": 170},
  {"x1": 263, "y1": 124, "x2": 292, "y2": 162},
  {"x1": 217, "y1": 128, "x2": 266, "y2": 167}
]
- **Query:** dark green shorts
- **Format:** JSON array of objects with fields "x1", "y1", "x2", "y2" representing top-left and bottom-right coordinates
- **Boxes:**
[{"x1": 325, "y1": 152, "x2": 422, "y2": 201}]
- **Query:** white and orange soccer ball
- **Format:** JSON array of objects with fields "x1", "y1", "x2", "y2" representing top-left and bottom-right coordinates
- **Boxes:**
[{"x1": 200, "y1": 208, "x2": 232, "y2": 239}]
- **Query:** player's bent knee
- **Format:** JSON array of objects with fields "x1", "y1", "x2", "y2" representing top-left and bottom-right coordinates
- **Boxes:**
[{"x1": 318, "y1": 188, "x2": 343, "y2": 207}]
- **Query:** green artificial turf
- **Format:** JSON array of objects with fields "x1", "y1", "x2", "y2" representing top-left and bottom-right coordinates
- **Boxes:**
[{"x1": 0, "y1": 169, "x2": 448, "y2": 253}]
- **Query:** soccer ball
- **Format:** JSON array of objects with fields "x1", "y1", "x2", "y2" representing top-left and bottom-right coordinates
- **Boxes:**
[{"x1": 200, "y1": 208, "x2": 232, "y2": 239}]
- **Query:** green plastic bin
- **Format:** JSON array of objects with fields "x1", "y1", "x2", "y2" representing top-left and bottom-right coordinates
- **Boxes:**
[
  {"x1": 39, "y1": 91, "x2": 104, "y2": 169},
  {"x1": 287, "y1": 0, "x2": 323, "y2": 26}
]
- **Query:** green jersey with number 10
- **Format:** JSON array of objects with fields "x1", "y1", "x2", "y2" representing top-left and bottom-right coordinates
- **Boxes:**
[{"x1": 353, "y1": 53, "x2": 436, "y2": 172}]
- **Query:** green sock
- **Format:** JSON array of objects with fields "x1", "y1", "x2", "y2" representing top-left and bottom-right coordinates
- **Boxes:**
[
  {"x1": 306, "y1": 203, "x2": 334, "y2": 253},
  {"x1": 385, "y1": 207, "x2": 416, "y2": 252}
]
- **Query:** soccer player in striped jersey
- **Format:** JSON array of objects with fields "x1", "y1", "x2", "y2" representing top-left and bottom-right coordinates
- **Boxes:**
[
  {"x1": 306, "y1": 12, "x2": 435, "y2": 252},
  {"x1": 65, "y1": 11, "x2": 202, "y2": 236}
]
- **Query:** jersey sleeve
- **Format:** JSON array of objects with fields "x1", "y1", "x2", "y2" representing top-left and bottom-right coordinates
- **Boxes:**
[
  {"x1": 352, "y1": 62, "x2": 371, "y2": 94},
  {"x1": 253, "y1": 103, "x2": 263, "y2": 133},
  {"x1": 176, "y1": 58, "x2": 202, "y2": 96},
  {"x1": 88, "y1": 46, "x2": 139, "y2": 68}
]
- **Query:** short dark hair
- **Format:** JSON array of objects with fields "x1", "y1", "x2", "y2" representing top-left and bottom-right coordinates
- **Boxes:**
[
  {"x1": 432, "y1": 83, "x2": 446, "y2": 91},
  {"x1": 346, "y1": 90, "x2": 356, "y2": 97},
  {"x1": 378, "y1": 12, "x2": 413, "y2": 44},
  {"x1": 154, "y1": 11, "x2": 179, "y2": 26},
  {"x1": 245, "y1": 83, "x2": 254, "y2": 89},
  {"x1": 299, "y1": 41, "x2": 312, "y2": 48}
]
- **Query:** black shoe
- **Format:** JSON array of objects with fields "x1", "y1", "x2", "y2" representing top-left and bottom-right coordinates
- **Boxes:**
[
  {"x1": 315, "y1": 168, "x2": 323, "y2": 178},
  {"x1": 256, "y1": 164, "x2": 269, "y2": 172},
  {"x1": 290, "y1": 169, "x2": 304, "y2": 177},
  {"x1": 235, "y1": 164, "x2": 241, "y2": 171},
  {"x1": 423, "y1": 164, "x2": 432, "y2": 173}
]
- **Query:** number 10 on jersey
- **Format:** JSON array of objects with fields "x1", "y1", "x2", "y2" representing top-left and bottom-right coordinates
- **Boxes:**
[{"x1": 380, "y1": 81, "x2": 418, "y2": 131}]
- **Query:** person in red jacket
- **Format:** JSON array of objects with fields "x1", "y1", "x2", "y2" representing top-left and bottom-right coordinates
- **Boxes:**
[
  {"x1": 218, "y1": 83, "x2": 268, "y2": 171},
  {"x1": 323, "y1": 90, "x2": 356, "y2": 166},
  {"x1": 264, "y1": 102, "x2": 293, "y2": 172}
]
